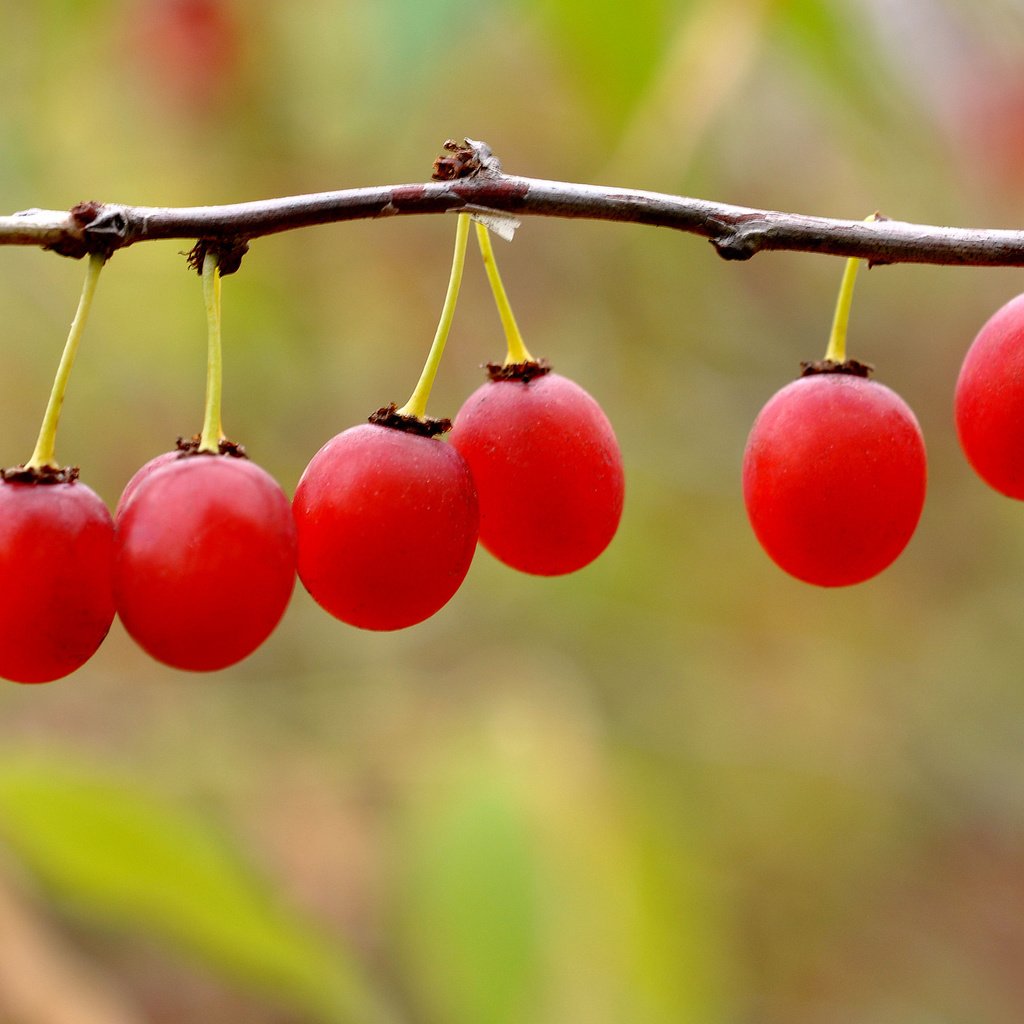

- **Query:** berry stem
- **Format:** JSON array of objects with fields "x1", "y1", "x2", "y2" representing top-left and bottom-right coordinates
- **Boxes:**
[
  {"x1": 396, "y1": 212, "x2": 470, "y2": 421},
  {"x1": 823, "y1": 215, "x2": 878, "y2": 363},
  {"x1": 25, "y1": 252, "x2": 105, "y2": 470},
  {"x1": 199, "y1": 250, "x2": 225, "y2": 453},
  {"x1": 823, "y1": 254, "x2": 861, "y2": 364},
  {"x1": 475, "y1": 221, "x2": 534, "y2": 365}
]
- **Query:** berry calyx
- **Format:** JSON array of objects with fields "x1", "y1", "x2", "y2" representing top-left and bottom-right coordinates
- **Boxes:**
[
  {"x1": 293, "y1": 419, "x2": 479, "y2": 631},
  {"x1": 0, "y1": 477, "x2": 115, "y2": 683},
  {"x1": 955, "y1": 292, "x2": 1024, "y2": 498},
  {"x1": 449, "y1": 364, "x2": 625, "y2": 575},
  {"x1": 114, "y1": 452, "x2": 296, "y2": 671}
]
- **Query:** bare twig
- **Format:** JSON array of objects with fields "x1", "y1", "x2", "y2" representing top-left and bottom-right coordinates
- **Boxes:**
[{"x1": 3, "y1": 139, "x2": 1024, "y2": 269}]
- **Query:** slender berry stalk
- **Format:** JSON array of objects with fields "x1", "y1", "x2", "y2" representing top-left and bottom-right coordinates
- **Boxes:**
[
  {"x1": 25, "y1": 252, "x2": 105, "y2": 470},
  {"x1": 823, "y1": 254, "x2": 862, "y2": 364},
  {"x1": 474, "y1": 221, "x2": 534, "y2": 365},
  {"x1": 823, "y1": 215, "x2": 878, "y2": 364},
  {"x1": 396, "y1": 212, "x2": 471, "y2": 421},
  {"x1": 199, "y1": 251, "x2": 225, "y2": 452}
]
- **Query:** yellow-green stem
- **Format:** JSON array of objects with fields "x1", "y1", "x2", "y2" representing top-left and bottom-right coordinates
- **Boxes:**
[
  {"x1": 396, "y1": 213, "x2": 471, "y2": 421},
  {"x1": 823, "y1": 254, "x2": 862, "y2": 363},
  {"x1": 824, "y1": 215, "x2": 878, "y2": 363},
  {"x1": 199, "y1": 251, "x2": 224, "y2": 452},
  {"x1": 26, "y1": 252, "x2": 105, "y2": 470},
  {"x1": 475, "y1": 221, "x2": 534, "y2": 365}
]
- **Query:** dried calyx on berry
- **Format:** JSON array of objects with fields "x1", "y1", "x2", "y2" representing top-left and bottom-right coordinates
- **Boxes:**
[
  {"x1": 174, "y1": 434, "x2": 248, "y2": 458},
  {"x1": 799, "y1": 358, "x2": 874, "y2": 378},
  {"x1": 368, "y1": 403, "x2": 451, "y2": 437},
  {"x1": 485, "y1": 360, "x2": 552, "y2": 383},
  {"x1": 0, "y1": 464, "x2": 80, "y2": 484}
]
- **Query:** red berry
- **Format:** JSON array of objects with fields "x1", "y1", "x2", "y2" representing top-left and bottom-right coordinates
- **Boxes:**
[
  {"x1": 0, "y1": 479, "x2": 115, "y2": 683},
  {"x1": 448, "y1": 370, "x2": 624, "y2": 575},
  {"x1": 293, "y1": 423, "x2": 479, "y2": 631},
  {"x1": 115, "y1": 454, "x2": 296, "y2": 671},
  {"x1": 955, "y1": 292, "x2": 1024, "y2": 498},
  {"x1": 742, "y1": 370, "x2": 927, "y2": 586},
  {"x1": 115, "y1": 450, "x2": 179, "y2": 518}
]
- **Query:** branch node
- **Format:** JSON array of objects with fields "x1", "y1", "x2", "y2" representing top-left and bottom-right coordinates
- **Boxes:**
[
  {"x1": 432, "y1": 138, "x2": 503, "y2": 181},
  {"x1": 42, "y1": 201, "x2": 115, "y2": 260},
  {"x1": 79, "y1": 203, "x2": 130, "y2": 259},
  {"x1": 710, "y1": 233, "x2": 758, "y2": 261},
  {"x1": 707, "y1": 215, "x2": 767, "y2": 261}
]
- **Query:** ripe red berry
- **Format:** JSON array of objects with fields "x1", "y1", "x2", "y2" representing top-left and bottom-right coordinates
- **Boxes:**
[
  {"x1": 293, "y1": 422, "x2": 479, "y2": 631},
  {"x1": 0, "y1": 478, "x2": 115, "y2": 683},
  {"x1": 448, "y1": 367, "x2": 624, "y2": 576},
  {"x1": 955, "y1": 292, "x2": 1024, "y2": 498},
  {"x1": 115, "y1": 454, "x2": 296, "y2": 671},
  {"x1": 115, "y1": 450, "x2": 179, "y2": 518},
  {"x1": 742, "y1": 367, "x2": 927, "y2": 586}
]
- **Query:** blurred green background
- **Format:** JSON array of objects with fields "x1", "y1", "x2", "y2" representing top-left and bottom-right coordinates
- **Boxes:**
[{"x1": 3, "y1": 0, "x2": 1024, "y2": 1021}]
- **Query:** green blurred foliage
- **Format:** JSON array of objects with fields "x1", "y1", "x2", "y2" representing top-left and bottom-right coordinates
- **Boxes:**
[
  {"x1": 1, "y1": 1, "x2": 1024, "y2": 1021},
  {"x1": 0, "y1": 756, "x2": 399, "y2": 1023}
]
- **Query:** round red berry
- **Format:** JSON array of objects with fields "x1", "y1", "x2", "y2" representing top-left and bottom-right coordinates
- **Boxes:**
[
  {"x1": 293, "y1": 423, "x2": 479, "y2": 631},
  {"x1": 115, "y1": 454, "x2": 296, "y2": 671},
  {"x1": 115, "y1": 450, "x2": 179, "y2": 518},
  {"x1": 448, "y1": 369, "x2": 624, "y2": 576},
  {"x1": 955, "y1": 292, "x2": 1024, "y2": 498},
  {"x1": 0, "y1": 479, "x2": 115, "y2": 683},
  {"x1": 742, "y1": 370, "x2": 927, "y2": 586}
]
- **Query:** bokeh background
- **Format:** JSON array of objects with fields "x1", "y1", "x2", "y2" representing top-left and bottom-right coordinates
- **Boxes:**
[{"x1": 2, "y1": 1, "x2": 1024, "y2": 1021}]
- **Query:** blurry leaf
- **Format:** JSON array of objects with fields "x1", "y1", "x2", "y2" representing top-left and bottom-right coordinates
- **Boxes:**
[
  {"x1": 535, "y1": 758, "x2": 733, "y2": 1024},
  {"x1": 530, "y1": 0, "x2": 691, "y2": 132},
  {"x1": 771, "y1": 0, "x2": 910, "y2": 130},
  {"x1": 391, "y1": 712, "x2": 731, "y2": 1024},
  {"x1": 396, "y1": 763, "x2": 542, "y2": 1024},
  {"x1": 378, "y1": 0, "x2": 480, "y2": 71},
  {"x1": 605, "y1": 0, "x2": 775, "y2": 182},
  {"x1": 0, "y1": 758, "x2": 401, "y2": 1024}
]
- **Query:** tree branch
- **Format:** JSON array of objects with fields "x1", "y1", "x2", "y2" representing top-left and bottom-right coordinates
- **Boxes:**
[{"x1": 3, "y1": 139, "x2": 1024, "y2": 269}]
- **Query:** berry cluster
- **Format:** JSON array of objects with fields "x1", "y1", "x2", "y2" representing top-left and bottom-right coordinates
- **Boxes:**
[
  {"x1": 742, "y1": 247, "x2": 1024, "y2": 587},
  {"x1": 0, "y1": 217, "x2": 624, "y2": 683},
  {"x1": 13, "y1": 202, "x2": 1024, "y2": 682}
]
